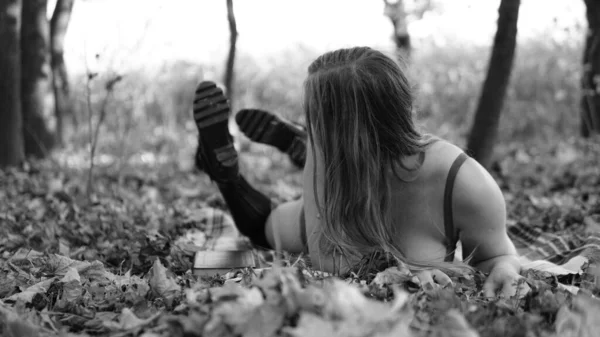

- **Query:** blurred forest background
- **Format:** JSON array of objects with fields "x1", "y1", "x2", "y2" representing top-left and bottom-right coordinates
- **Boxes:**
[{"x1": 1, "y1": 0, "x2": 599, "y2": 177}]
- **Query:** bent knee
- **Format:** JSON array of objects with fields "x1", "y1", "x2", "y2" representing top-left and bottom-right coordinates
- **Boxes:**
[{"x1": 265, "y1": 199, "x2": 305, "y2": 253}]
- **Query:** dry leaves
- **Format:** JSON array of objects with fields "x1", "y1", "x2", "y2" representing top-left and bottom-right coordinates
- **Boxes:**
[
  {"x1": 1, "y1": 140, "x2": 600, "y2": 336},
  {"x1": 555, "y1": 293, "x2": 600, "y2": 337},
  {"x1": 148, "y1": 259, "x2": 180, "y2": 303}
]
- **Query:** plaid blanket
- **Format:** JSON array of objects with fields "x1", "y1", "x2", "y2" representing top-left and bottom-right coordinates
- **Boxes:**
[
  {"x1": 178, "y1": 207, "x2": 253, "y2": 251},
  {"x1": 508, "y1": 222, "x2": 600, "y2": 269},
  {"x1": 186, "y1": 207, "x2": 600, "y2": 292},
  {"x1": 505, "y1": 221, "x2": 600, "y2": 293}
]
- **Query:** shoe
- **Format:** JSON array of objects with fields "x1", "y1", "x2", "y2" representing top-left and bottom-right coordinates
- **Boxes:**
[
  {"x1": 235, "y1": 108, "x2": 307, "y2": 168},
  {"x1": 193, "y1": 82, "x2": 273, "y2": 251},
  {"x1": 193, "y1": 81, "x2": 239, "y2": 183}
]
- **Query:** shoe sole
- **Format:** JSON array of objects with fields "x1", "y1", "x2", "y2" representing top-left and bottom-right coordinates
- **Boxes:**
[
  {"x1": 193, "y1": 81, "x2": 230, "y2": 129},
  {"x1": 193, "y1": 81, "x2": 238, "y2": 172},
  {"x1": 236, "y1": 108, "x2": 307, "y2": 150},
  {"x1": 236, "y1": 109, "x2": 283, "y2": 148},
  {"x1": 236, "y1": 108, "x2": 307, "y2": 167}
]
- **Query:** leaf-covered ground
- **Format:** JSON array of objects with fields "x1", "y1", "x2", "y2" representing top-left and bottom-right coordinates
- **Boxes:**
[{"x1": 1, "y1": 137, "x2": 600, "y2": 337}]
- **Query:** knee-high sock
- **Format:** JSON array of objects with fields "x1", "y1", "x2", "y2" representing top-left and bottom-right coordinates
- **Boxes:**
[{"x1": 217, "y1": 176, "x2": 273, "y2": 249}]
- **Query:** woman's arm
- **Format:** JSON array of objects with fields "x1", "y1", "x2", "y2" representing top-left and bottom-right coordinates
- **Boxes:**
[
  {"x1": 452, "y1": 158, "x2": 516, "y2": 267},
  {"x1": 452, "y1": 158, "x2": 526, "y2": 297}
]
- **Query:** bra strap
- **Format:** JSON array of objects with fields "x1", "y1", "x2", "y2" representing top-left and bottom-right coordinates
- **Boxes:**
[
  {"x1": 443, "y1": 152, "x2": 469, "y2": 261},
  {"x1": 300, "y1": 206, "x2": 308, "y2": 250}
]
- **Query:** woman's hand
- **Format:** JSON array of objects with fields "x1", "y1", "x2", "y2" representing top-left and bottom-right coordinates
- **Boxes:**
[
  {"x1": 483, "y1": 264, "x2": 531, "y2": 298},
  {"x1": 412, "y1": 269, "x2": 453, "y2": 288}
]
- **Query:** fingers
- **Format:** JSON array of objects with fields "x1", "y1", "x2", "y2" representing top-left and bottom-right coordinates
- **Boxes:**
[
  {"x1": 413, "y1": 270, "x2": 452, "y2": 289},
  {"x1": 511, "y1": 278, "x2": 531, "y2": 299},
  {"x1": 500, "y1": 279, "x2": 530, "y2": 299},
  {"x1": 483, "y1": 278, "x2": 497, "y2": 298},
  {"x1": 484, "y1": 275, "x2": 531, "y2": 299},
  {"x1": 414, "y1": 272, "x2": 435, "y2": 289},
  {"x1": 500, "y1": 281, "x2": 517, "y2": 298},
  {"x1": 484, "y1": 276, "x2": 517, "y2": 298},
  {"x1": 431, "y1": 269, "x2": 453, "y2": 287}
]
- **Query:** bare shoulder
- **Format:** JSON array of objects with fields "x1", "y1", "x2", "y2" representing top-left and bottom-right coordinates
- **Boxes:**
[
  {"x1": 424, "y1": 139, "x2": 505, "y2": 223},
  {"x1": 423, "y1": 140, "x2": 512, "y2": 264},
  {"x1": 421, "y1": 140, "x2": 466, "y2": 180},
  {"x1": 446, "y1": 148, "x2": 515, "y2": 265},
  {"x1": 453, "y1": 154, "x2": 505, "y2": 214},
  {"x1": 451, "y1": 149, "x2": 507, "y2": 240}
]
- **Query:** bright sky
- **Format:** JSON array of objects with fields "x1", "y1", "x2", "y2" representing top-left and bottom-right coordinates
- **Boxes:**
[{"x1": 53, "y1": 0, "x2": 585, "y2": 74}]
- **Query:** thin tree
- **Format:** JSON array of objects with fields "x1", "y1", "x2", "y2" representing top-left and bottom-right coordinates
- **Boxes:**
[
  {"x1": 21, "y1": 0, "x2": 56, "y2": 158},
  {"x1": 581, "y1": 0, "x2": 600, "y2": 137},
  {"x1": 466, "y1": 0, "x2": 520, "y2": 169},
  {"x1": 223, "y1": 0, "x2": 238, "y2": 102},
  {"x1": 0, "y1": 0, "x2": 25, "y2": 167},
  {"x1": 383, "y1": 0, "x2": 411, "y2": 61},
  {"x1": 50, "y1": 0, "x2": 75, "y2": 145}
]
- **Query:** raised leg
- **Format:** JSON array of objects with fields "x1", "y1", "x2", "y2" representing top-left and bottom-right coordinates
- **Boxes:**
[
  {"x1": 193, "y1": 81, "x2": 273, "y2": 249},
  {"x1": 235, "y1": 108, "x2": 307, "y2": 168}
]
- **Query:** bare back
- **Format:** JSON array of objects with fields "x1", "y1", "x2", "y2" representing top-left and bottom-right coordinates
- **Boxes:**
[{"x1": 302, "y1": 139, "x2": 467, "y2": 272}]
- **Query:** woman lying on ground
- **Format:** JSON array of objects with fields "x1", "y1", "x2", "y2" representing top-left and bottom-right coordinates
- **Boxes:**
[{"x1": 192, "y1": 46, "x2": 526, "y2": 298}]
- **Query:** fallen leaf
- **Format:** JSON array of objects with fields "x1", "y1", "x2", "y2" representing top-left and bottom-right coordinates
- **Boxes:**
[
  {"x1": 60, "y1": 267, "x2": 80, "y2": 283},
  {"x1": 148, "y1": 258, "x2": 180, "y2": 302},
  {"x1": 282, "y1": 312, "x2": 337, "y2": 337},
  {"x1": 556, "y1": 293, "x2": 600, "y2": 337},
  {"x1": 59, "y1": 267, "x2": 83, "y2": 303},
  {"x1": 203, "y1": 285, "x2": 265, "y2": 335},
  {"x1": 58, "y1": 239, "x2": 71, "y2": 257},
  {"x1": 371, "y1": 266, "x2": 413, "y2": 287},
  {"x1": 45, "y1": 254, "x2": 95, "y2": 277},
  {"x1": 242, "y1": 303, "x2": 285, "y2": 337},
  {"x1": 431, "y1": 309, "x2": 479, "y2": 337},
  {"x1": 114, "y1": 272, "x2": 150, "y2": 301},
  {"x1": 3, "y1": 317, "x2": 39, "y2": 337},
  {"x1": 285, "y1": 309, "x2": 414, "y2": 337},
  {"x1": 6, "y1": 278, "x2": 56, "y2": 304},
  {"x1": 26, "y1": 198, "x2": 46, "y2": 221},
  {"x1": 104, "y1": 307, "x2": 157, "y2": 331},
  {"x1": 0, "y1": 304, "x2": 39, "y2": 337},
  {"x1": 556, "y1": 305, "x2": 582, "y2": 337}
]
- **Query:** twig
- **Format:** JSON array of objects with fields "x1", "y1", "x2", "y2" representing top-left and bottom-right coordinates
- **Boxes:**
[
  {"x1": 84, "y1": 72, "x2": 122, "y2": 202},
  {"x1": 84, "y1": 71, "x2": 96, "y2": 202},
  {"x1": 116, "y1": 93, "x2": 135, "y2": 184},
  {"x1": 90, "y1": 75, "x2": 123, "y2": 160}
]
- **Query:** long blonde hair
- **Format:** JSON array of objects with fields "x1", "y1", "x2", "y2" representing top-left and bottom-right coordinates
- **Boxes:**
[{"x1": 304, "y1": 47, "x2": 470, "y2": 274}]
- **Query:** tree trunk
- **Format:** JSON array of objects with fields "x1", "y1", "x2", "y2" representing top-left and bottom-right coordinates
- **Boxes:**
[
  {"x1": 383, "y1": 0, "x2": 411, "y2": 62},
  {"x1": 224, "y1": 0, "x2": 238, "y2": 102},
  {"x1": 466, "y1": 0, "x2": 520, "y2": 169},
  {"x1": 581, "y1": 0, "x2": 600, "y2": 137},
  {"x1": 21, "y1": 0, "x2": 56, "y2": 158},
  {"x1": 50, "y1": 0, "x2": 75, "y2": 146},
  {"x1": 0, "y1": 0, "x2": 25, "y2": 168}
]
